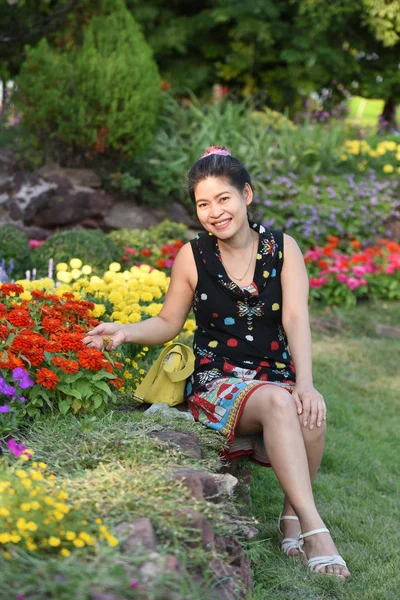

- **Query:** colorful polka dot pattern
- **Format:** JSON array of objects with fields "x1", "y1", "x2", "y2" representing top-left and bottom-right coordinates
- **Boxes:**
[{"x1": 187, "y1": 224, "x2": 296, "y2": 397}]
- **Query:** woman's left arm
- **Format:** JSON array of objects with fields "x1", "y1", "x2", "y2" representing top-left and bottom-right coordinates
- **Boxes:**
[{"x1": 281, "y1": 234, "x2": 326, "y2": 430}]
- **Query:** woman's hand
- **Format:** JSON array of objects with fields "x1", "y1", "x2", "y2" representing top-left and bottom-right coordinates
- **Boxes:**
[
  {"x1": 82, "y1": 323, "x2": 127, "y2": 352},
  {"x1": 292, "y1": 383, "x2": 326, "y2": 430}
]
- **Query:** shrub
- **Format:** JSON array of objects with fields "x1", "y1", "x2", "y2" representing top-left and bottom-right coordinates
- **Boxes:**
[
  {"x1": 15, "y1": 1, "x2": 161, "y2": 160},
  {"x1": 108, "y1": 219, "x2": 189, "y2": 254},
  {"x1": 33, "y1": 230, "x2": 119, "y2": 276},
  {"x1": 0, "y1": 225, "x2": 31, "y2": 280}
]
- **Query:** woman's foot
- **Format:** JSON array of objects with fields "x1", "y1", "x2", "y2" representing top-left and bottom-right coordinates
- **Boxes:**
[
  {"x1": 278, "y1": 512, "x2": 301, "y2": 556},
  {"x1": 299, "y1": 528, "x2": 351, "y2": 579}
]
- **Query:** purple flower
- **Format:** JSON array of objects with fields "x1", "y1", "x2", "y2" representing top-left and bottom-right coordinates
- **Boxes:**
[
  {"x1": 129, "y1": 580, "x2": 139, "y2": 588},
  {"x1": 7, "y1": 439, "x2": 27, "y2": 457},
  {"x1": 0, "y1": 405, "x2": 10, "y2": 413},
  {"x1": 12, "y1": 368, "x2": 34, "y2": 389},
  {"x1": 0, "y1": 377, "x2": 16, "y2": 397}
]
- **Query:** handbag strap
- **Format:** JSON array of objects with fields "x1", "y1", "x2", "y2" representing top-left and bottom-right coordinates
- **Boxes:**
[{"x1": 164, "y1": 344, "x2": 195, "y2": 382}]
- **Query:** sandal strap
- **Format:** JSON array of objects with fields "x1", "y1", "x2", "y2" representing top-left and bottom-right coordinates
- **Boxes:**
[
  {"x1": 281, "y1": 537, "x2": 300, "y2": 555},
  {"x1": 277, "y1": 512, "x2": 299, "y2": 535},
  {"x1": 307, "y1": 554, "x2": 347, "y2": 572},
  {"x1": 299, "y1": 527, "x2": 329, "y2": 540}
]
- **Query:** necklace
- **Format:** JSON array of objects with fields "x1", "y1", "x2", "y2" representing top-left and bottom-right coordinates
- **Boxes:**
[{"x1": 219, "y1": 234, "x2": 257, "y2": 282}]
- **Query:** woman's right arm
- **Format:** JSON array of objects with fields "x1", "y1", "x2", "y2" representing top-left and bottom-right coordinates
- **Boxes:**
[{"x1": 82, "y1": 242, "x2": 196, "y2": 351}]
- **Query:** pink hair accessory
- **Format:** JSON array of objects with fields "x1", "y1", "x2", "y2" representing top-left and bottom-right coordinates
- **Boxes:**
[{"x1": 200, "y1": 145, "x2": 231, "y2": 159}]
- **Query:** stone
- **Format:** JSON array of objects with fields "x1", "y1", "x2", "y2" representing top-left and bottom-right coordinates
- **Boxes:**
[
  {"x1": 214, "y1": 535, "x2": 253, "y2": 589},
  {"x1": 210, "y1": 473, "x2": 239, "y2": 497},
  {"x1": 376, "y1": 323, "x2": 400, "y2": 338},
  {"x1": 169, "y1": 467, "x2": 221, "y2": 503},
  {"x1": 209, "y1": 558, "x2": 243, "y2": 600},
  {"x1": 0, "y1": 148, "x2": 18, "y2": 175},
  {"x1": 114, "y1": 517, "x2": 158, "y2": 552},
  {"x1": 38, "y1": 164, "x2": 102, "y2": 188},
  {"x1": 24, "y1": 188, "x2": 113, "y2": 227},
  {"x1": 175, "y1": 508, "x2": 215, "y2": 549},
  {"x1": 148, "y1": 430, "x2": 202, "y2": 459},
  {"x1": 104, "y1": 200, "x2": 160, "y2": 230}
]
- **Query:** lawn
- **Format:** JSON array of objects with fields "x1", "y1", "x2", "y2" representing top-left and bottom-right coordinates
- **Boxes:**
[{"x1": 245, "y1": 301, "x2": 400, "y2": 599}]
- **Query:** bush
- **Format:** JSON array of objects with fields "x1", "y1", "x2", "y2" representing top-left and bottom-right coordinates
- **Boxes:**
[
  {"x1": 15, "y1": 1, "x2": 161, "y2": 161},
  {"x1": 130, "y1": 94, "x2": 348, "y2": 211},
  {"x1": 108, "y1": 219, "x2": 189, "y2": 254},
  {"x1": 0, "y1": 225, "x2": 31, "y2": 280},
  {"x1": 33, "y1": 230, "x2": 119, "y2": 276}
]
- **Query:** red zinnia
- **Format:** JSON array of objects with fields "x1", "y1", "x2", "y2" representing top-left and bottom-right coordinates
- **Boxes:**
[
  {"x1": 110, "y1": 377, "x2": 123, "y2": 389},
  {"x1": 141, "y1": 248, "x2": 152, "y2": 257},
  {"x1": 7, "y1": 308, "x2": 35, "y2": 328},
  {"x1": 0, "y1": 283, "x2": 24, "y2": 296},
  {"x1": 36, "y1": 368, "x2": 59, "y2": 390},
  {"x1": 77, "y1": 348, "x2": 105, "y2": 371}
]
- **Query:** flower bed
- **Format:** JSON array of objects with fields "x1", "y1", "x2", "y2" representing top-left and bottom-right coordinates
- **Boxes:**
[
  {"x1": 305, "y1": 238, "x2": 400, "y2": 305},
  {"x1": 341, "y1": 139, "x2": 400, "y2": 175},
  {"x1": 0, "y1": 283, "x2": 124, "y2": 436}
]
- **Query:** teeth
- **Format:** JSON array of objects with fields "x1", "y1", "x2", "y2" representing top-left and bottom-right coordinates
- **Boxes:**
[{"x1": 215, "y1": 219, "x2": 230, "y2": 226}]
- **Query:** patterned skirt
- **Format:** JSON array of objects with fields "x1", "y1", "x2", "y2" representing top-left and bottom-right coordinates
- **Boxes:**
[{"x1": 187, "y1": 376, "x2": 295, "y2": 468}]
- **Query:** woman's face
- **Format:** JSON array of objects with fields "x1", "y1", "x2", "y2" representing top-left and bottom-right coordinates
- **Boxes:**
[{"x1": 194, "y1": 176, "x2": 252, "y2": 239}]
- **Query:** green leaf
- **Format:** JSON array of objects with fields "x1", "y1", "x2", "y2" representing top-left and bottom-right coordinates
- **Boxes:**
[
  {"x1": 57, "y1": 385, "x2": 82, "y2": 400},
  {"x1": 74, "y1": 380, "x2": 93, "y2": 400},
  {"x1": 93, "y1": 395, "x2": 103, "y2": 409},
  {"x1": 26, "y1": 406, "x2": 39, "y2": 417},
  {"x1": 59, "y1": 400, "x2": 72, "y2": 415},
  {"x1": 94, "y1": 381, "x2": 112, "y2": 396},
  {"x1": 72, "y1": 398, "x2": 82, "y2": 413}
]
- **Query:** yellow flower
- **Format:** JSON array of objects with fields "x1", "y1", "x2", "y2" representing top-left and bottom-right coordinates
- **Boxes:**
[
  {"x1": 48, "y1": 536, "x2": 61, "y2": 547},
  {"x1": 16, "y1": 517, "x2": 28, "y2": 531},
  {"x1": 91, "y1": 304, "x2": 106, "y2": 318},
  {"x1": 95, "y1": 518, "x2": 103, "y2": 524},
  {"x1": 79, "y1": 531, "x2": 94, "y2": 545},
  {"x1": 60, "y1": 548, "x2": 71, "y2": 557},
  {"x1": 57, "y1": 271, "x2": 72, "y2": 284},
  {"x1": 56, "y1": 262, "x2": 69, "y2": 272},
  {"x1": 26, "y1": 540, "x2": 37, "y2": 551},
  {"x1": 16, "y1": 469, "x2": 28, "y2": 479},
  {"x1": 10, "y1": 533, "x2": 22, "y2": 543},
  {"x1": 82, "y1": 265, "x2": 92, "y2": 275},
  {"x1": 0, "y1": 508, "x2": 10, "y2": 517},
  {"x1": 128, "y1": 312, "x2": 141, "y2": 323},
  {"x1": 140, "y1": 292, "x2": 153, "y2": 302},
  {"x1": 54, "y1": 511, "x2": 65, "y2": 521},
  {"x1": 26, "y1": 521, "x2": 38, "y2": 532},
  {"x1": 38, "y1": 462, "x2": 47, "y2": 469},
  {"x1": 73, "y1": 538, "x2": 85, "y2": 548},
  {"x1": 123, "y1": 370, "x2": 133, "y2": 380},
  {"x1": 70, "y1": 268, "x2": 82, "y2": 280},
  {"x1": 383, "y1": 164, "x2": 394, "y2": 173},
  {"x1": 57, "y1": 491, "x2": 68, "y2": 500},
  {"x1": 69, "y1": 258, "x2": 82, "y2": 269},
  {"x1": 20, "y1": 502, "x2": 32, "y2": 512},
  {"x1": 31, "y1": 501, "x2": 41, "y2": 510},
  {"x1": 65, "y1": 531, "x2": 76, "y2": 541},
  {"x1": 340, "y1": 153, "x2": 347, "y2": 161},
  {"x1": 109, "y1": 262, "x2": 121, "y2": 272},
  {"x1": 0, "y1": 481, "x2": 10, "y2": 492},
  {"x1": 0, "y1": 533, "x2": 11, "y2": 543},
  {"x1": 20, "y1": 291, "x2": 32, "y2": 301},
  {"x1": 31, "y1": 471, "x2": 43, "y2": 481},
  {"x1": 106, "y1": 534, "x2": 119, "y2": 547}
]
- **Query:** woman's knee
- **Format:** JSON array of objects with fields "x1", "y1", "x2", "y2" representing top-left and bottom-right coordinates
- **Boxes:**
[{"x1": 266, "y1": 386, "x2": 296, "y2": 418}]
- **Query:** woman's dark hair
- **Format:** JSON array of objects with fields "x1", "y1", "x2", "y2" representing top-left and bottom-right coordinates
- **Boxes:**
[{"x1": 187, "y1": 145, "x2": 253, "y2": 204}]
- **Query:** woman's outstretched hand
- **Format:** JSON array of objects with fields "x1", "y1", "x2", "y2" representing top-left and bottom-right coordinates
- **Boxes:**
[
  {"x1": 82, "y1": 323, "x2": 127, "y2": 352},
  {"x1": 292, "y1": 383, "x2": 326, "y2": 430}
]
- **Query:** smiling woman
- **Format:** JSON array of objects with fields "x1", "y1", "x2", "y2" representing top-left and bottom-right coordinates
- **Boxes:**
[{"x1": 83, "y1": 145, "x2": 350, "y2": 579}]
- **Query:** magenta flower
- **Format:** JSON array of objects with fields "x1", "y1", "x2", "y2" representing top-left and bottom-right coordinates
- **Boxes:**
[
  {"x1": 129, "y1": 580, "x2": 139, "y2": 588},
  {"x1": 7, "y1": 439, "x2": 27, "y2": 457},
  {"x1": 0, "y1": 405, "x2": 10, "y2": 413}
]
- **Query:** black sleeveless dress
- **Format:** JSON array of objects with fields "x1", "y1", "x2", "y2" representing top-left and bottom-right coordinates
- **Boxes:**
[{"x1": 185, "y1": 223, "x2": 296, "y2": 466}]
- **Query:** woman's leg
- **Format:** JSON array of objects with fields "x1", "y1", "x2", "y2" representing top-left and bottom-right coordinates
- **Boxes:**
[
  {"x1": 280, "y1": 417, "x2": 326, "y2": 554},
  {"x1": 235, "y1": 385, "x2": 350, "y2": 577}
]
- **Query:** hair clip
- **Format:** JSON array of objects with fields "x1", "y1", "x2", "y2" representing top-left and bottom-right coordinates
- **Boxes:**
[{"x1": 200, "y1": 145, "x2": 232, "y2": 159}]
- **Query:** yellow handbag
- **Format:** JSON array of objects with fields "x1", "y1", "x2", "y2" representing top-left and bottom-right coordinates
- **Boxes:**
[{"x1": 132, "y1": 343, "x2": 195, "y2": 406}]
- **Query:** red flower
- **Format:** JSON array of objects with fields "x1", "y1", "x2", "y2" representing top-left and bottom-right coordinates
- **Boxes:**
[
  {"x1": 0, "y1": 283, "x2": 24, "y2": 296},
  {"x1": 59, "y1": 333, "x2": 85, "y2": 352},
  {"x1": 0, "y1": 351, "x2": 24, "y2": 370},
  {"x1": 110, "y1": 377, "x2": 123, "y2": 389},
  {"x1": 41, "y1": 317, "x2": 64, "y2": 334},
  {"x1": 317, "y1": 260, "x2": 328, "y2": 269},
  {"x1": 156, "y1": 258, "x2": 166, "y2": 269},
  {"x1": 0, "y1": 324, "x2": 9, "y2": 340},
  {"x1": 77, "y1": 348, "x2": 106, "y2": 371},
  {"x1": 7, "y1": 308, "x2": 35, "y2": 328},
  {"x1": 36, "y1": 367, "x2": 59, "y2": 390},
  {"x1": 141, "y1": 248, "x2": 152, "y2": 257}
]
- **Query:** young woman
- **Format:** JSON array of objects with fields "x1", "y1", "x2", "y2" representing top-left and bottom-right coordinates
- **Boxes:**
[{"x1": 83, "y1": 146, "x2": 350, "y2": 579}]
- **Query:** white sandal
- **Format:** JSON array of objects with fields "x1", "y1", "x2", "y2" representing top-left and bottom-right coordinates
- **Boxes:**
[
  {"x1": 298, "y1": 527, "x2": 348, "y2": 576},
  {"x1": 277, "y1": 513, "x2": 300, "y2": 556}
]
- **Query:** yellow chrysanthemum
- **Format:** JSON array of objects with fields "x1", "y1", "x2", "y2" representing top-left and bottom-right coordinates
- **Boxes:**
[
  {"x1": 69, "y1": 258, "x2": 82, "y2": 269},
  {"x1": 383, "y1": 164, "x2": 394, "y2": 173},
  {"x1": 56, "y1": 262, "x2": 69, "y2": 272},
  {"x1": 81, "y1": 265, "x2": 92, "y2": 275},
  {"x1": 109, "y1": 262, "x2": 121, "y2": 272}
]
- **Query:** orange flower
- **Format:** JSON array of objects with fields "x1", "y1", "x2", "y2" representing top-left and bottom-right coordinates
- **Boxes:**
[
  {"x1": 36, "y1": 367, "x2": 59, "y2": 390},
  {"x1": 77, "y1": 348, "x2": 105, "y2": 371},
  {"x1": 323, "y1": 247, "x2": 333, "y2": 256},
  {"x1": 110, "y1": 377, "x2": 123, "y2": 389},
  {"x1": 0, "y1": 283, "x2": 24, "y2": 296},
  {"x1": 7, "y1": 308, "x2": 35, "y2": 328},
  {"x1": 350, "y1": 240, "x2": 361, "y2": 251},
  {"x1": 317, "y1": 260, "x2": 329, "y2": 269}
]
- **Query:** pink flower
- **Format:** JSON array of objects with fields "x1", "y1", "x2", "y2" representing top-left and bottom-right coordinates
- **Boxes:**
[
  {"x1": 129, "y1": 580, "x2": 139, "y2": 588},
  {"x1": 336, "y1": 274, "x2": 348, "y2": 284},
  {"x1": 124, "y1": 247, "x2": 137, "y2": 256},
  {"x1": 28, "y1": 239, "x2": 43, "y2": 249},
  {"x1": 346, "y1": 277, "x2": 363, "y2": 291},
  {"x1": 352, "y1": 266, "x2": 367, "y2": 277}
]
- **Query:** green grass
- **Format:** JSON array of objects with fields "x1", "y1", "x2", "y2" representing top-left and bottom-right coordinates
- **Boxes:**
[
  {"x1": 348, "y1": 96, "x2": 400, "y2": 128},
  {"x1": 245, "y1": 301, "x2": 400, "y2": 599}
]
